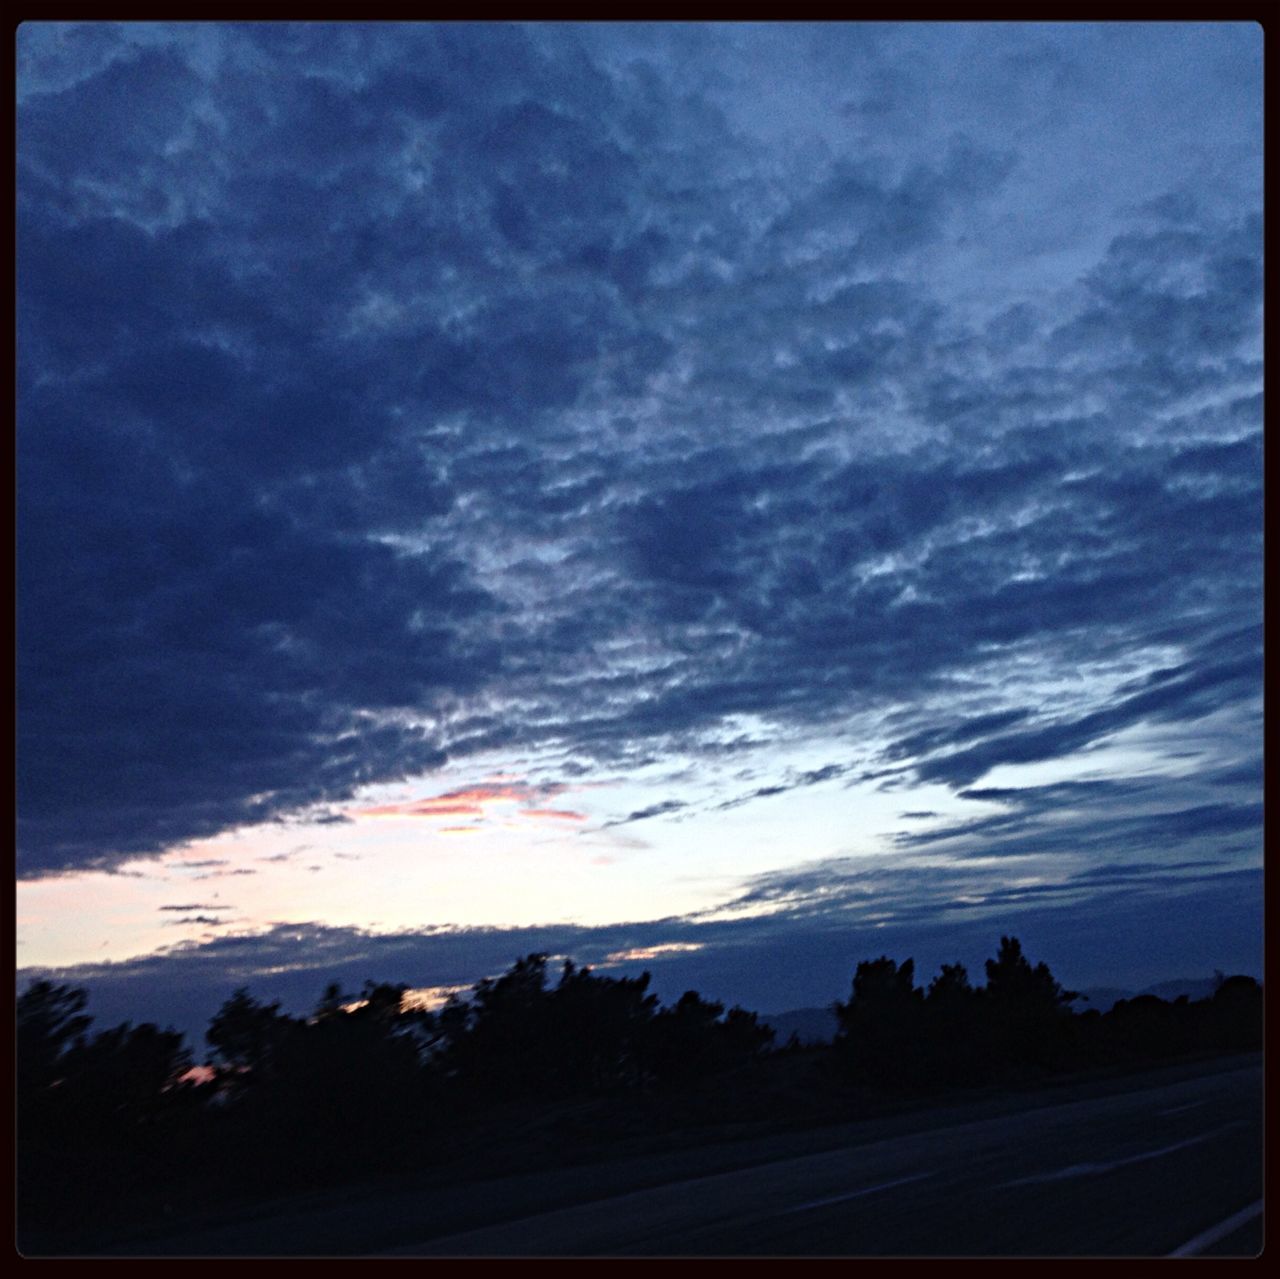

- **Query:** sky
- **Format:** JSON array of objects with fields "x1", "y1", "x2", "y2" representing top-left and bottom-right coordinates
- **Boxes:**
[{"x1": 16, "y1": 22, "x2": 1263, "y2": 1044}]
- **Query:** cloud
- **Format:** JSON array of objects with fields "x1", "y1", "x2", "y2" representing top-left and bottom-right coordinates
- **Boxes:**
[
  {"x1": 258, "y1": 847, "x2": 311, "y2": 864},
  {"x1": 910, "y1": 638, "x2": 1261, "y2": 790},
  {"x1": 602, "y1": 799, "x2": 688, "y2": 829},
  {"x1": 351, "y1": 780, "x2": 580, "y2": 826},
  {"x1": 19, "y1": 859, "x2": 1261, "y2": 1045},
  {"x1": 16, "y1": 24, "x2": 1261, "y2": 883},
  {"x1": 712, "y1": 761, "x2": 856, "y2": 813},
  {"x1": 602, "y1": 942, "x2": 704, "y2": 964}
]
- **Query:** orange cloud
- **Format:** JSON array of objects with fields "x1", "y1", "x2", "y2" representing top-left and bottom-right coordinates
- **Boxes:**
[
  {"x1": 603, "y1": 942, "x2": 705, "y2": 963},
  {"x1": 359, "y1": 800, "x2": 483, "y2": 818},
  {"x1": 351, "y1": 779, "x2": 583, "y2": 825}
]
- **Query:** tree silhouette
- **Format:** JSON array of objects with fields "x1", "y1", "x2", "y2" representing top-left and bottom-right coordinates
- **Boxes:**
[
  {"x1": 922, "y1": 962, "x2": 988, "y2": 1083},
  {"x1": 437, "y1": 955, "x2": 664, "y2": 1098},
  {"x1": 983, "y1": 936, "x2": 1077, "y2": 1011},
  {"x1": 927, "y1": 962, "x2": 974, "y2": 1005},
  {"x1": 640, "y1": 988, "x2": 774, "y2": 1086},
  {"x1": 15, "y1": 942, "x2": 1262, "y2": 1254},
  {"x1": 718, "y1": 1005, "x2": 775, "y2": 1065},
  {"x1": 436, "y1": 953, "x2": 557, "y2": 1098},
  {"x1": 982, "y1": 937, "x2": 1079, "y2": 1070},
  {"x1": 284, "y1": 981, "x2": 430, "y2": 1172},
  {"x1": 1207, "y1": 975, "x2": 1262, "y2": 1052},
  {"x1": 552, "y1": 960, "x2": 659, "y2": 1092},
  {"x1": 19, "y1": 980, "x2": 191, "y2": 1131},
  {"x1": 430, "y1": 954, "x2": 776, "y2": 1098},
  {"x1": 202, "y1": 980, "x2": 437, "y2": 1187},
  {"x1": 68, "y1": 1021, "x2": 192, "y2": 1122},
  {"x1": 206, "y1": 986, "x2": 297, "y2": 1097},
  {"x1": 17, "y1": 980, "x2": 92, "y2": 1100},
  {"x1": 833, "y1": 956, "x2": 925, "y2": 1085},
  {"x1": 17, "y1": 981, "x2": 200, "y2": 1251},
  {"x1": 1103, "y1": 994, "x2": 1185, "y2": 1060}
]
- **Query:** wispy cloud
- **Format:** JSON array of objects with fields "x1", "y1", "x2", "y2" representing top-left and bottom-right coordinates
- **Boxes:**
[
  {"x1": 602, "y1": 799, "x2": 688, "y2": 828},
  {"x1": 353, "y1": 780, "x2": 584, "y2": 827}
]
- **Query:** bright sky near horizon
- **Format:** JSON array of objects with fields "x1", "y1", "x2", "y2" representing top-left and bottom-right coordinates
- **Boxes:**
[{"x1": 17, "y1": 22, "x2": 1262, "y2": 1037}]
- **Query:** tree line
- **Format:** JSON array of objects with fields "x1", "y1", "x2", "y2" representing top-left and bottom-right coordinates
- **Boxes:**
[
  {"x1": 831, "y1": 936, "x2": 1261, "y2": 1087},
  {"x1": 16, "y1": 938, "x2": 1261, "y2": 1249}
]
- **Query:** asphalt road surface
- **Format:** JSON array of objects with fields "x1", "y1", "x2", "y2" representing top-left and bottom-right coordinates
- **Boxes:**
[
  {"x1": 92, "y1": 1056, "x2": 1262, "y2": 1257},
  {"x1": 384, "y1": 1060, "x2": 1262, "y2": 1257}
]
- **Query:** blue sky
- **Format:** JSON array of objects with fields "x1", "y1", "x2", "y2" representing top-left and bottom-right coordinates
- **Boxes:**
[{"x1": 17, "y1": 22, "x2": 1262, "y2": 1040}]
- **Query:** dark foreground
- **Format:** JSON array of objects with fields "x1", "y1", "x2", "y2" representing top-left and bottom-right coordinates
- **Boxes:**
[{"x1": 53, "y1": 1053, "x2": 1260, "y2": 1257}]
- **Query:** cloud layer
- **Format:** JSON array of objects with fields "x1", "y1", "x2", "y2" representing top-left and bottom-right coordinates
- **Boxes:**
[
  {"x1": 18, "y1": 18, "x2": 1261, "y2": 937},
  {"x1": 21, "y1": 861, "x2": 1262, "y2": 1045}
]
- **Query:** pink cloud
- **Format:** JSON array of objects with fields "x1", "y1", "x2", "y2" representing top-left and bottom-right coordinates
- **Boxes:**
[{"x1": 351, "y1": 778, "x2": 584, "y2": 825}]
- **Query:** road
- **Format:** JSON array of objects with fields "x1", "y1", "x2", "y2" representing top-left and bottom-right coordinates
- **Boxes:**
[
  {"x1": 384, "y1": 1060, "x2": 1262, "y2": 1257},
  {"x1": 93, "y1": 1056, "x2": 1262, "y2": 1257}
]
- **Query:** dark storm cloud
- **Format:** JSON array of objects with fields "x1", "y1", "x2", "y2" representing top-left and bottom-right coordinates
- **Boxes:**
[{"x1": 18, "y1": 24, "x2": 1261, "y2": 879}]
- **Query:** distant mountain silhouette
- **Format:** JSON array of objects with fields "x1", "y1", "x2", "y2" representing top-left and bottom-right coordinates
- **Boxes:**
[
  {"x1": 1080, "y1": 976, "x2": 1225, "y2": 1012},
  {"x1": 1078, "y1": 987, "x2": 1135, "y2": 1012},
  {"x1": 1140, "y1": 976, "x2": 1221, "y2": 1003},
  {"x1": 761, "y1": 1007, "x2": 838, "y2": 1045}
]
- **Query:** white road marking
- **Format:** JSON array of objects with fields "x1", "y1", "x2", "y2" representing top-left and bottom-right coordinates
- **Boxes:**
[
  {"x1": 998, "y1": 1121, "x2": 1246, "y2": 1187},
  {"x1": 1157, "y1": 1101, "x2": 1205, "y2": 1116},
  {"x1": 1167, "y1": 1199, "x2": 1263, "y2": 1257},
  {"x1": 774, "y1": 1171, "x2": 933, "y2": 1216}
]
